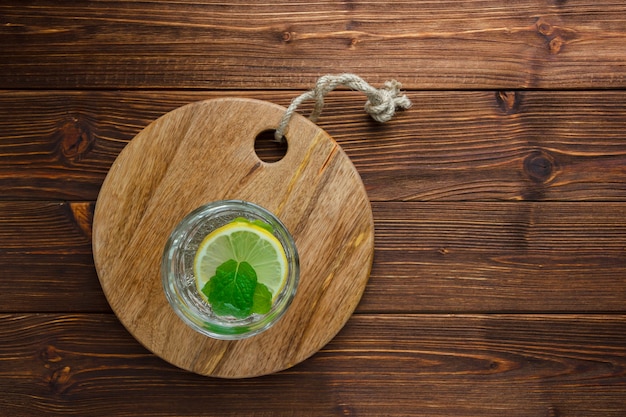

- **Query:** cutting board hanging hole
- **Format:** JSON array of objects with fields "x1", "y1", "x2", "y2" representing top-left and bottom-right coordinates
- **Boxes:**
[{"x1": 254, "y1": 129, "x2": 288, "y2": 163}]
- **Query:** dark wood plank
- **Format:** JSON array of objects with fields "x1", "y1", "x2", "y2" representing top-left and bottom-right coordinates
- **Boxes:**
[
  {"x1": 2, "y1": 90, "x2": 626, "y2": 201},
  {"x1": 1, "y1": 313, "x2": 624, "y2": 416},
  {"x1": 0, "y1": 201, "x2": 92, "y2": 253},
  {"x1": 1, "y1": 1, "x2": 626, "y2": 89},
  {"x1": 0, "y1": 201, "x2": 109, "y2": 312},
  {"x1": 3, "y1": 2, "x2": 624, "y2": 416},
  {"x1": 2, "y1": 201, "x2": 625, "y2": 313},
  {"x1": 364, "y1": 201, "x2": 626, "y2": 313}
]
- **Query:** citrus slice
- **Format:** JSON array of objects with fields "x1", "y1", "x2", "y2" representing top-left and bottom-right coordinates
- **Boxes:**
[{"x1": 193, "y1": 219, "x2": 288, "y2": 301}]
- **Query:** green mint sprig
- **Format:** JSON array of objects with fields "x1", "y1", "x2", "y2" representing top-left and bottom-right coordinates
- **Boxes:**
[{"x1": 201, "y1": 259, "x2": 272, "y2": 318}]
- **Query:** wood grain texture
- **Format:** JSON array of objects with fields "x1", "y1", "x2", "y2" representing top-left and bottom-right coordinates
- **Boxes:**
[
  {"x1": 92, "y1": 98, "x2": 374, "y2": 377},
  {"x1": 0, "y1": 201, "x2": 109, "y2": 312},
  {"x1": 2, "y1": 0, "x2": 626, "y2": 413},
  {"x1": 2, "y1": 90, "x2": 626, "y2": 201},
  {"x1": 365, "y1": 201, "x2": 626, "y2": 313},
  {"x1": 1, "y1": 1, "x2": 626, "y2": 89},
  {"x1": 1, "y1": 313, "x2": 625, "y2": 417},
  {"x1": 3, "y1": 200, "x2": 625, "y2": 313}
]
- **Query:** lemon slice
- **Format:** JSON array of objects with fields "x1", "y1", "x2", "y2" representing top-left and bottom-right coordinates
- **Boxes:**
[{"x1": 193, "y1": 219, "x2": 288, "y2": 300}]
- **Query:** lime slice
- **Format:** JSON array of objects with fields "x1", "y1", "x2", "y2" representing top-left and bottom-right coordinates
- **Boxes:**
[{"x1": 193, "y1": 219, "x2": 288, "y2": 300}]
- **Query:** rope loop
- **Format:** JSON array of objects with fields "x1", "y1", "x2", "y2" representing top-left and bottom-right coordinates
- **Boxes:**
[{"x1": 275, "y1": 74, "x2": 411, "y2": 142}]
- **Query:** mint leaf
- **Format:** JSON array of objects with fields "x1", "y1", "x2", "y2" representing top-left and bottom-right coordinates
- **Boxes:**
[
  {"x1": 251, "y1": 283, "x2": 272, "y2": 315},
  {"x1": 202, "y1": 259, "x2": 257, "y2": 319}
]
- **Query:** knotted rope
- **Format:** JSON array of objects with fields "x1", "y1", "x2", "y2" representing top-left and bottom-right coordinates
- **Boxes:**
[{"x1": 275, "y1": 74, "x2": 412, "y2": 142}]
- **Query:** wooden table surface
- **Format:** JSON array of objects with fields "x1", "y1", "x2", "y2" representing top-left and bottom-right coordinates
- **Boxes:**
[{"x1": 1, "y1": 1, "x2": 625, "y2": 416}]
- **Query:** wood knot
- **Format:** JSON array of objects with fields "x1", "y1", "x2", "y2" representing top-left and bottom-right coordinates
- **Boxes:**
[
  {"x1": 40, "y1": 345, "x2": 63, "y2": 363},
  {"x1": 56, "y1": 115, "x2": 94, "y2": 162},
  {"x1": 535, "y1": 17, "x2": 575, "y2": 55},
  {"x1": 496, "y1": 91, "x2": 521, "y2": 114},
  {"x1": 549, "y1": 36, "x2": 564, "y2": 54},
  {"x1": 536, "y1": 18, "x2": 555, "y2": 37},
  {"x1": 547, "y1": 406, "x2": 560, "y2": 417},
  {"x1": 281, "y1": 31, "x2": 295, "y2": 43},
  {"x1": 524, "y1": 150, "x2": 557, "y2": 183},
  {"x1": 49, "y1": 366, "x2": 73, "y2": 394}
]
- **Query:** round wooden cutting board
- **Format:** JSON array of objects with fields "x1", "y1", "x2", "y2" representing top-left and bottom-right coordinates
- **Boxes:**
[{"x1": 92, "y1": 98, "x2": 374, "y2": 378}]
